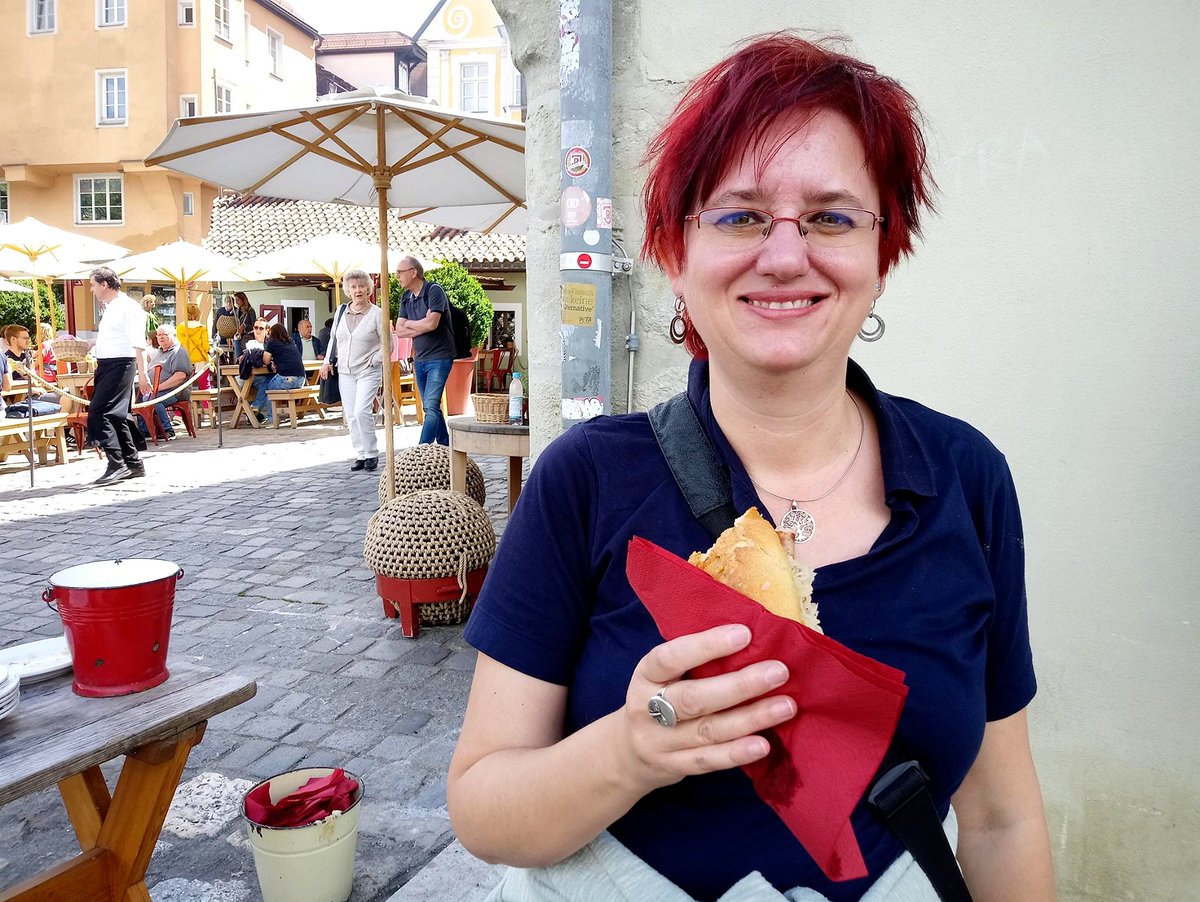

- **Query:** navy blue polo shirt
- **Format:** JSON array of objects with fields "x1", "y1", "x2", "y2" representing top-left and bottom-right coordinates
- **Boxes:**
[{"x1": 465, "y1": 359, "x2": 1036, "y2": 900}]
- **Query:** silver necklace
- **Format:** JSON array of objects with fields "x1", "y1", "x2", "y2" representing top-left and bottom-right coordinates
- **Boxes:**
[{"x1": 748, "y1": 392, "x2": 865, "y2": 544}]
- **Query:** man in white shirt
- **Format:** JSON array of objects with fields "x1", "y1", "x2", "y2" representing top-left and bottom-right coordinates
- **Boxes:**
[{"x1": 87, "y1": 267, "x2": 150, "y2": 485}]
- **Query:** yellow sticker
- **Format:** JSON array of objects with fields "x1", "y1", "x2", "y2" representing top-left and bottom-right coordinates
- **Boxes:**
[{"x1": 561, "y1": 282, "x2": 597, "y2": 327}]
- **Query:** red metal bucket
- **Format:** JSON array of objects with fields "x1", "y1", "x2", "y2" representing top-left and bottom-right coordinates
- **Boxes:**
[{"x1": 43, "y1": 559, "x2": 183, "y2": 698}]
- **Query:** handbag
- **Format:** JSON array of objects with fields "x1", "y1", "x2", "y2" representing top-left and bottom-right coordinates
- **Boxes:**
[{"x1": 318, "y1": 303, "x2": 348, "y2": 405}]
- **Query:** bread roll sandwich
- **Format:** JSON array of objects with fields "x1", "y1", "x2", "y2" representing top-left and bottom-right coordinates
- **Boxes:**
[{"x1": 688, "y1": 507, "x2": 821, "y2": 632}]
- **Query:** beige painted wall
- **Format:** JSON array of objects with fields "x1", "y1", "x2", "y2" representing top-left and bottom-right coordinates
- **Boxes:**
[
  {"x1": 423, "y1": 0, "x2": 523, "y2": 122},
  {"x1": 496, "y1": 0, "x2": 1200, "y2": 898}
]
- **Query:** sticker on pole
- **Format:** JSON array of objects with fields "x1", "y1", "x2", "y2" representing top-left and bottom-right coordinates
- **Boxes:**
[
  {"x1": 596, "y1": 197, "x2": 613, "y2": 230},
  {"x1": 561, "y1": 282, "x2": 597, "y2": 327},
  {"x1": 578, "y1": 253, "x2": 592, "y2": 269},
  {"x1": 565, "y1": 146, "x2": 591, "y2": 177},
  {"x1": 561, "y1": 186, "x2": 592, "y2": 229}
]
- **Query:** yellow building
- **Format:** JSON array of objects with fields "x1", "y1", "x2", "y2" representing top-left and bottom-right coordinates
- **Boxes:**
[
  {"x1": 420, "y1": 0, "x2": 525, "y2": 123},
  {"x1": 0, "y1": 0, "x2": 320, "y2": 324}
]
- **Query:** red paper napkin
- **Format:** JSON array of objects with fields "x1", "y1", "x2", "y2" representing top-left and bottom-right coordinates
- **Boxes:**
[
  {"x1": 244, "y1": 768, "x2": 360, "y2": 828},
  {"x1": 626, "y1": 537, "x2": 908, "y2": 882}
]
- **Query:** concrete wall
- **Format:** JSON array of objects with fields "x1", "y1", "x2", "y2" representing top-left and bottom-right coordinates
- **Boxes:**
[{"x1": 494, "y1": 0, "x2": 1200, "y2": 898}]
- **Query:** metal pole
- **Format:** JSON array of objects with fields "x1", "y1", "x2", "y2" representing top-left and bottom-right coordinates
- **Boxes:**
[{"x1": 558, "y1": 0, "x2": 613, "y2": 430}]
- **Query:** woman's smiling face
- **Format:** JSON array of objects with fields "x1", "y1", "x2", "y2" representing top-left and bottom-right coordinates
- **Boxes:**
[{"x1": 668, "y1": 108, "x2": 884, "y2": 378}]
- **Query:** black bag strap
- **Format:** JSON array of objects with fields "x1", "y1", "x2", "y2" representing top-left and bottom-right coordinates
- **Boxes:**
[
  {"x1": 647, "y1": 391, "x2": 972, "y2": 902},
  {"x1": 327, "y1": 303, "x2": 348, "y2": 368},
  {"x1": 647, "y1": 394, "x2": 737, "y2": 540}
]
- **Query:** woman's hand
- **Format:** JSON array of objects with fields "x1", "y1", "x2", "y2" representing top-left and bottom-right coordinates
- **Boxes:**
[
  {"x1": 615, "y1": 623, "x2": 796, "y2": 795},
  {"x1": 319, "y1": 362, "x2": 332, "y2": 379}
]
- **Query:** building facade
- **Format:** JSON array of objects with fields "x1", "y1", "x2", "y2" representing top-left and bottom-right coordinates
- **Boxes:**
[
  {"x1": 420, "y1": 0, "x2": 525, "y2": 122},
  {"x1": 0, "y1": 0, "x2": 320, "y2": 323}
]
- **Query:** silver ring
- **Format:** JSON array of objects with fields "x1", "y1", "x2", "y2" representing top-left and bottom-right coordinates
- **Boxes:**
[{"x1": 647, "y1": 687, "x2": 678, "y2": 728}]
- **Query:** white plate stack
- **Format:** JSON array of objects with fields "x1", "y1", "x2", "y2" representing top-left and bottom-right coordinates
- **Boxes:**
[{"x1": 0, "y1": 664, "x2": 19, "y2": 722}]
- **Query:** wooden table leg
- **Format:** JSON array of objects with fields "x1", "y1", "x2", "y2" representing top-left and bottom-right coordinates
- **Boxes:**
[
  {"x1": 99, "y1": 725, "x2": 204, "y2": 898},
  {"x1": 507, "y1": 455, "x2": 523, "y2": 512},
  {"x1": 450, "y1": 447, "x2": 468, "y2": 495},
  {"x1": 58, "y1": 766, "x2": 112, "y2": 850}
]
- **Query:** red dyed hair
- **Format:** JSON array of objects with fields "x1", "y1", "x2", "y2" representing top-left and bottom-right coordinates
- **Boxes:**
[{"x1": 641, "y1": 33, "x2": 937, "y2": 358}]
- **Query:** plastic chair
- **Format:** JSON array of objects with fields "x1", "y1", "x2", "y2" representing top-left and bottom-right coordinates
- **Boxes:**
[{"x1": 478, "y1": 349, "x2": 514, "y2": 392}]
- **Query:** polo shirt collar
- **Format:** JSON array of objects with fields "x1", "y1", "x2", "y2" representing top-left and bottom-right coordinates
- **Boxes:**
[{"x1": 685, "y1": 357, "x2": 937, "y2": 501}]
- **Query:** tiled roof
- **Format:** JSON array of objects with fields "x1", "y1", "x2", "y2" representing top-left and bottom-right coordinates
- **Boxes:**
[
  {"x1": 205, "y1": 195, "x2": 525, "y2": 270},
  {"x1": 318, "y1": 32, "x2": 417, "y2": 52}
]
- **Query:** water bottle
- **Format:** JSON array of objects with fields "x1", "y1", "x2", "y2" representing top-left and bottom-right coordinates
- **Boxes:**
[{"x1": 508, "y1": 372, "x2": 524, "y2": 425}]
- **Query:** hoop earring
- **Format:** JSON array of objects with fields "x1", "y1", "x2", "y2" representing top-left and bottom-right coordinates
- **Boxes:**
[
  {"x1": 669, "y1": 296, "x2": 687, "y2": 345},
  {"x1": 858, "y1": 301, "x2": 885, "y2": 342}
]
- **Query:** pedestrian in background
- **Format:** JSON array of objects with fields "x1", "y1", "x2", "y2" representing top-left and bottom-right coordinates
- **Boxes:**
[
  {"x1": 319, "y1": 269, "x2": 382, "y2": 471},
  {"x1": 88, "y1": 267, "x2": 150, "y2": 484},
  {"x1": 254, "y1": 322, "x2": 307, "y2": 424},
  {"x1": 394, "y1": 256, "x2": 454, "y2": 445},
  {"x1": 177, "y1": 302, "x2": 211, "y2": 389}
]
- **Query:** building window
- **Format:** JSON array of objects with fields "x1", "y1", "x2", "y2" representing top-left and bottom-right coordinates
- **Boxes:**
[
  {"x1": 177, "y1": 0, "x2": 194, "y2": 26},
  {"x1": 30, "y1": 0, "x2": 56, "y2": 33},
  {"x1": 182, "y1": 192, "x2": 195, "y2": 216},
  {"x1": 214, "y1": 0, "x2": 231, "y2": 41},
  {"x1": 460, "y1": 62, "x2": 489, "y2": 114},
  {"x1": 96, "y1": 70, "x2": 127, "y2": 125},
  {"x1": 97, "y1": 0, "x2": 125, "y2": 27},
  {"x1": 180, "y1": 94, "x2": 198, "y2": 118},
  {"x1": 512, "y1": 69, "x2": 523, "y2": 106},
  {"x1": 215, "y1": 82, "x2": 233, "y2": 113},
  {"x1": 76, "y1": 175, "x2": 124, "y2": 224},
  {"x1": 267, "y1": 28, "x2": 283, "y2": 77},
  {"x1": 0, "y1": 182, "x2": 8, "y2": 224}
]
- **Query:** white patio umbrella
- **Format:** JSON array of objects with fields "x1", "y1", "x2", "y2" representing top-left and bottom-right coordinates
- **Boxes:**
[
  {"x1": 0, "y1": 218, "x2": 128, "y2": 487},
  {"x1": 96, "y1": 239, "x2": 267, "y2": 316},
  {"x1": 242, "y1": 233, "x2": 379, "y2": 309},
  {"x1": 145, "y1": 88, "x2": 525, "y2": 500},
  {"x1": 0, "y1": 278, "x2": 33, "y2": 293}
]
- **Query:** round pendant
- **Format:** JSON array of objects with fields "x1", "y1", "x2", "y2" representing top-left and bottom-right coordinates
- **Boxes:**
[{"x1": 779, "y1": 506, "x2": 816, "y2": 543}]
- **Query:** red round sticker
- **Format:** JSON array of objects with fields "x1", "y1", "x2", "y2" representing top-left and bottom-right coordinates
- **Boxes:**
[{"x1": 578, "y1": 253, "x2": 592, "y2": 269}]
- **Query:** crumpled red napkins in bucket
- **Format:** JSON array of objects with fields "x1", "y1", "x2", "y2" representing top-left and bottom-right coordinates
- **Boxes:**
[
  {"x1": 244, "y1": 768, "x2": 360, "y2": 828},
  {"x1": 626, "y1": 536, "x2": 908, "y2": 882}
]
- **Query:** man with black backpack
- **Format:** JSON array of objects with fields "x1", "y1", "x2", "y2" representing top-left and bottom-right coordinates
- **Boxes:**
[{"x1": 394, "y1": 256, "x2": 457, "y2": 445}]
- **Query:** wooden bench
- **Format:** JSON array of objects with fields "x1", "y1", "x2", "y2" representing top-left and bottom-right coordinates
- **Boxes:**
[
  {"x1": 189, "y1": 387, "x2": 235, "y2": 430},
  {"x1": 265, "y1": 385, "x2": 324, "y2": 428},
  {"x1": 0, "y1": 413, "x2": 69, "y2": 466}
]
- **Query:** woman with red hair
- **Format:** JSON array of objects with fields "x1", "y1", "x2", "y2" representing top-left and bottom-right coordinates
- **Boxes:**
[{"x1": 449, "y1": 34, "x2": 1052, "y2": 900}]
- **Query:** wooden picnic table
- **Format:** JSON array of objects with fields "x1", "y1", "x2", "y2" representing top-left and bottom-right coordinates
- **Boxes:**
[
  {"x1": 220, "y1": 361, "x2": 324, "y2": 428},
  {"x1": 0, "y1": 660, "x2": 256, "y2": 901}
]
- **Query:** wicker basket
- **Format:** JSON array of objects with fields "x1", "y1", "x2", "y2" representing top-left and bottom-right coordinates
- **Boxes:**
[
  {"x1": 215, "y1": 314, "x2": 238, "y2": 339},
  {"x1": 472, "y1": 393, "x2": 509, "y2": 424},
  {"x1": 52, "y1": 339, "x2": 90, "y2": 361},
  {"x1": 377, "y1": 443, "x2": 486, "y2": 507}
]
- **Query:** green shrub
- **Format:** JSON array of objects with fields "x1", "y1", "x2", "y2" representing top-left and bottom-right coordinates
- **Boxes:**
[
  {"x1": 389, "y1": 262, "x2": 493, "y2": 348},
  {"x1": 0, "y1": 281, "x2": 66, "y2": 335}
]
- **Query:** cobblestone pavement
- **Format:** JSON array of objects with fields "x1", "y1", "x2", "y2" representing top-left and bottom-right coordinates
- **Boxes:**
[{"x1": 0, "y1": 416, "x2": 523, "y2": 901}]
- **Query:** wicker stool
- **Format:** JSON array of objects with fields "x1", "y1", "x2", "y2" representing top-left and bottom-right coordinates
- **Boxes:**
[
  {"x1": 363, "y1": 490, "x2": 496, "y2": 638},
  {"x1": 377, "y1": 442, "x2": 486, "y2": 507}
]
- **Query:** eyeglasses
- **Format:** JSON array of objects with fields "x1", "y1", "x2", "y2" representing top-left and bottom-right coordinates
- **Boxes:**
[
  {"x1": 253, "y1": 326, "x2": 266, "y2": 332},
  {"x1": 684, "y1": 207, "x2": 884, "y2": 250}
]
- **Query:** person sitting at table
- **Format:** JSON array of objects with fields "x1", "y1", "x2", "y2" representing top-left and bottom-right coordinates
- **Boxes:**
[
  {"x1": 253, "y1": 323, "x2": 307, "y2": 424},
  {"x1": 177, "y1": 302, "x2": 212, "y2": 390},
  {"x1": 292, "y1": 318, "x2": 325, "y2": 362},
  {"x1": 137, "y1": 326, "x2": 193, "y2": 440},
  {"x1": 232, "y1": 292, "x2": 257, "y2": 358},
  {"x1": 2, "y1": 324, "x2": 62, "y2": 411},
  {"x1": 318, "y1": 317, "x2": 333, "y2": 349}
]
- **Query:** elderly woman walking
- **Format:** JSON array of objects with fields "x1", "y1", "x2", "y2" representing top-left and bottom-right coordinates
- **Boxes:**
[{"x1": 319, "y1": 268, "x2": 384, "y2": 471}]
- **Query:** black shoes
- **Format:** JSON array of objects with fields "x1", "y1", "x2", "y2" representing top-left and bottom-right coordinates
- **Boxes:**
[
  {"x1": 350, "y1": 459, "x2": 366, "y2": 471},
  {"x1": 123, "y1": 461, "x2": 146, "y2": 479},
  {"x1": 364, "y1": 457, "x2": 378, "y2": 471},
  {"x1": 93, "y1": 462, "x2": 131, "y2": 485}
]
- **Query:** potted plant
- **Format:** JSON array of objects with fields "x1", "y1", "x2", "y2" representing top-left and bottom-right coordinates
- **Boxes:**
[{"x1": 390, "y1": 262, "x2": 494, "y2": 415}]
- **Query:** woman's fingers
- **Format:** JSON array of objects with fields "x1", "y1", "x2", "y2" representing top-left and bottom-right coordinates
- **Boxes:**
[
  {"x1": 638, "y1": 624, "x2": 751, "y2": 686},
  {"x1": 663, "y1": 659, "x2": 790, "y2": 724}
]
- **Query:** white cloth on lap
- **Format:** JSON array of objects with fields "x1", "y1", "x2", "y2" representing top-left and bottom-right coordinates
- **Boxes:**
[{"x1": 485, "y1": 808, "x2": 957, "y2": 902}]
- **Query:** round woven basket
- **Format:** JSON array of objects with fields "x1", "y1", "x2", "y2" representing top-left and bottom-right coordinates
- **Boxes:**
[
  {"x1": 52, "y1": 339, "x2": 90, "y2": 361},
  {"x1": 471, "y1": 393, "x2": 508, "y2": 424},
  {"x1": 377, "y1": 443, "x2": 486, "y2": 508},
  {"x1": 216, "y1": 314, "x2": 238, "y2": 339},
  {"x1": 364, "y1": 490, "x2": 496, "y2": 627}
]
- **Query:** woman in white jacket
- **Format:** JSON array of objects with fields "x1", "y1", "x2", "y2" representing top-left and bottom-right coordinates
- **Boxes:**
[{"x1": 319, "y1": 269, "x2": 384, "y2": 471}]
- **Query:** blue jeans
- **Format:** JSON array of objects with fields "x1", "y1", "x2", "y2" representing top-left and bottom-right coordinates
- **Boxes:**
[
  {"x1": 414, "y1": 358, "x2": 453, "y2": 445},
  {"x1": 252, "y1": 374, "x2": 305, "y2": 420},
  {"x1": 137, "y1": 394, "x2": 175, "y2": 436}
]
